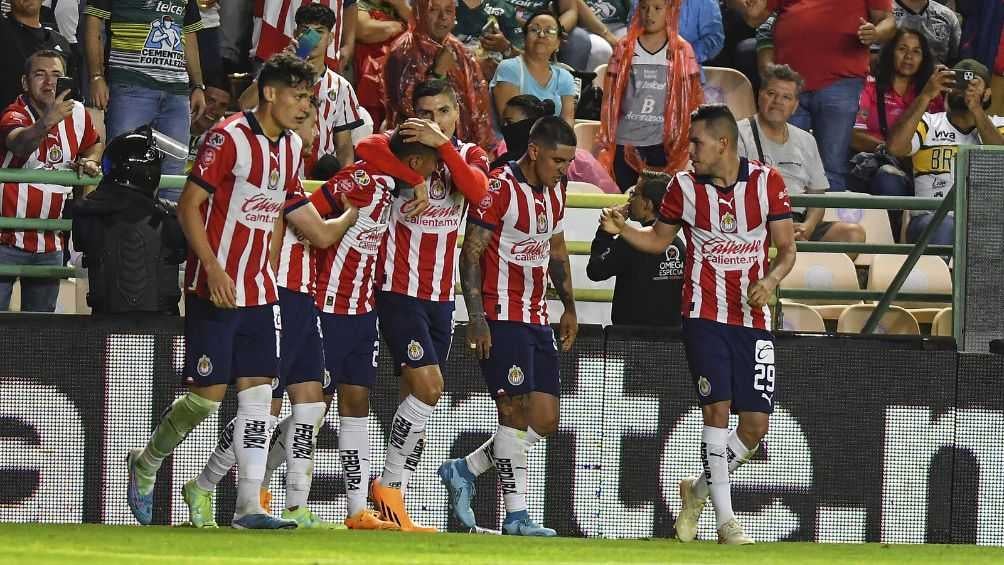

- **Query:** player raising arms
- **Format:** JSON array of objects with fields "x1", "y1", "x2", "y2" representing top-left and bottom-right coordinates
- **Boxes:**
[
  {"x1": 126, "y1": 53, "x2": 357, "y2": 529},
  {"x1": 353, "y1": 79, "x2": 490, "y2": 531},
  {"x1": 600, "y1": 104, "x2": 796, "y2": 544},
  {"x1": 441, "y1": 116, "x2": 578, "y2": 536}
]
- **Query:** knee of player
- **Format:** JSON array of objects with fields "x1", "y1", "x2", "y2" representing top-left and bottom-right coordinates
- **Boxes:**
[
  {"x1": 844, "y1": 223, "x2": 867, "y2": 243},
  {"x1": 530, "y1": 414, "x2": 559, "y2": 437},
  {"x1": 408, "y1": 375, "x2": 443, "y2": 405},
  {"x1": 740, "y1": 419, "x2": 769, "y2": 443}
]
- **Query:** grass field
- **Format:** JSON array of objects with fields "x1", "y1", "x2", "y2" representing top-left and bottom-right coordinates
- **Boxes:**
[{"x1": 3, "y1": 524, "x2": 1003, "y2": 564}]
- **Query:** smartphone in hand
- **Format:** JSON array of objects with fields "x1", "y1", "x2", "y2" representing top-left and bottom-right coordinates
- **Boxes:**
[
  {"x1": 56, "y1": 76, "x2": 76, "y2": 101},
  {"x1": 296, "y1": 28, "x2": 323, "y2": 59}
]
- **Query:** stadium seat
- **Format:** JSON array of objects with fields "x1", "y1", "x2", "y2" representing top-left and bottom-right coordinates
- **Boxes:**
[
  {"x1": 866, "y1": 254, "x2": 952, "y2": 323},
  {"x1": 821, "y1": 194, "x2": 894, "y2": 266},
  {"x1": 836, "y1": 304, "x2": 921, "y2": 335},
  {"x1": 701, "y1": 67, "x2": 756, "y2": 120},
  {"x1": 779, "y1": 301, "x2": 826, "y2": 332},
  {"x1": 593, "y1": 64, "x2": 607, "y2": 89},
  {"x1": 566, "y1": 181, "x2": 603, "y2": 194},
  {"x1": 781, "y1": 251, "x2": 862, "y2": 320},
  {"x1": 931, "y1": 307, "x2": 952, "y2": 337},
  {"x1": 574, "y1": 121, "x2": 601, "y2": 155}
]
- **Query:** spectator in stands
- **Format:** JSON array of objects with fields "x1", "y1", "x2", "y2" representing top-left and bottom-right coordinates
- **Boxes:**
[
  {"x1": 738, "y1": 64, "x2": 867, "y2": 247},
  {"x1": 587, "y1": 171, "x2": 685, "y2": 327},
  {"x1": 887, "y1": 58, "x2": 1004, "y2": 245},
  {"x1": 453, "y1": 0, "x2": 520, "y2": 78},
  {"x1": 187, "y1": 78, "x2": 230, "y2": 170},
  {"x1": 0, "y1": 49, "x2": 102, "y2": 312},
  {"x1": 577, "y1": 0, "x2": 628, "y2": 72},
  {"x1": 354, "y1": 0, "x2": 408, "y2": 129},
  {"x1": 253, "y1": 0, "x2": 356, "y2": 73},
  {"x1": 493, "y1": 93, "x2": 619, "y2": 191},
  {"x1": 678, "y1": 0, "x2": 725, "y2": 65},
  {"x1": 383, "y1": 0, "x2": 495, "y2": 150},
  {"x1": 196, "y1": 0, "x2": 223, "y2": 91},
  {"x1": 893, "y1": 0, "x2": 961, "y2": 65},
  {"x1": 84, "y1": 0, "x2": 206, "y2": 203},
  {"x1": 501, "y1": 0, "x2": 591, "y2": 71},
  {"x1": 0, "y1": 0, "x2": 74, "y2": 110},
  {"x1": 735, "y1": 0, "x2": 897, "y2": 191},
  {"x1": 491, "y1": 10, "x2": 577, "y2": 126},
  {"x1": 851, "y1": 27, "x2": 944, "y2": 236},
  {"x1": 595, "y1": 0, "x2": 702, "y2": 191}
]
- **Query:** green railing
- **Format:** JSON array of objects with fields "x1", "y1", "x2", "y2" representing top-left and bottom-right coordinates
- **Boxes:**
[{"x1": 0, "y1": 169, "x2": 956, "y2": 334}]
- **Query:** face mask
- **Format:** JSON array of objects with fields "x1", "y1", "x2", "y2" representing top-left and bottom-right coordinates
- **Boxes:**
[{"x1": 501, "y1": 119, "x2": 534, "y2": 158}]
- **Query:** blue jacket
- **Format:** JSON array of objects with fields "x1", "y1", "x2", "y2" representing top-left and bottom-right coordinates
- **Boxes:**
[{"x1": 678, "y1": 0, "x2": 725, "y2": 64}]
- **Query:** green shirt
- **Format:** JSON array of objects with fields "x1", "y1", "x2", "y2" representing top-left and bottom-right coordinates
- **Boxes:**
[
  {"x1": 583, "y1": 0, "x2": 630, "y2": 26},
  {"x1": 455, "y1": 0, "x2": 522, "y2": 51},
  {"x1": 85, "y1": 0, "x2": 203, "y2": 94}
]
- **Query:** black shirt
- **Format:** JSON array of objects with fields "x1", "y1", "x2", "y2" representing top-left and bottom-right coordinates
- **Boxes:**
[
  {"x1": 586, "y1": 221, "x2": 685, "y2": 327},
  {"x1": 0, "y1": 15, "x2": 75, "y2": 110}
]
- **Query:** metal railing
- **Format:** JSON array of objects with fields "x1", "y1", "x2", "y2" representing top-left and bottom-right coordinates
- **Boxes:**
[{"x1": 0, "y1": 169, "x2": 956, "y2": 335}]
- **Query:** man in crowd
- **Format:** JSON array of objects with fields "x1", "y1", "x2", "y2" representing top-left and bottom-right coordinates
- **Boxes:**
[
  {"x1": 887, "y1": 58, "x2": 1004, "y2": 244},
  {"x1": 0, "y1": 0, "x2": 74, "y2": 109},
  {"x1": 0, "y1": 49, "x2": 101, "y2": 312},
  {"x1": 440, "y1": 116, "x2": 578, "y2": 537},
  {"x1": 587, "y1": 171, "x2": 685, "y2": 327},
  {"x1": 600, "y1": 104, "x2": 796, "y2": 544},
  {"x1": 85, "y1": 0, "x2": 207, "y2": 201},
  {"x1": 187, "y1": 77, "x2": 231, "y2": 169},
  {"x1": 737, "y1": 64, "x2": 866, "y2": 247}
]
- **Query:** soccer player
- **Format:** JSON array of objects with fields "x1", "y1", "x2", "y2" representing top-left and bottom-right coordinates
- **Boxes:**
[
  {"x1": 182, "y1": 106, "x2": 360, "y2": 529},
  {"x1": 353, "y1": 78, "x2": 490, "y2": 531},
  {"x1": 599, "y1": 104, "x2": 797, "y2": 544},
  {"x1": 441, "y1": 116, "x2": 579, "y2": 536},
  {"x1": 126, "y1": 53, "x2": 359, "y2": 529}
]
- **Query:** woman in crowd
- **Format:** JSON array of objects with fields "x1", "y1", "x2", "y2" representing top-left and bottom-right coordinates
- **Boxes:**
[
  {"x1": 382, "y1": 0, "x2": 495, "y2": 149},
  {"x1": 494, "y1": 94, "x2": 620, "y2": 192},
  {"x1": 491, "y1": 10, "x2": 577, "y2": 127},
  {"x1": 355, "y1": 0, "x2": 410, "y2": 129},
  {"x1": 453, "y1": 0, "x2": 521, "y2": 79},
  {"x1": 850, "y1": 26, "x2": 943, "y2": 237},
  {"x1": 595, "y1": 0, "x2": 702, "y2": 191}
]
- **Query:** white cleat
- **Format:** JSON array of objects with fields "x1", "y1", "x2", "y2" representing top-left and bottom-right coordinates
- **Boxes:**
[
  {"x1": 717, "y1": 518, "x2": 755, "y2": 545},
  {"x1": 674, "y1": 476, "x2": 706, "y2": 543}
]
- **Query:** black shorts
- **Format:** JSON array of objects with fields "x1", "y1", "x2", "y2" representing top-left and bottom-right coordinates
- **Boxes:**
[
  {"x1": 479, "y1": 320, "x2": 560, "y2": 399},
  {"x1": 183, "y1": 295, "x2": 280, "y2": 387},
  {"x1": 682, "y1": 317, "x2": 776, "y2": 414}
]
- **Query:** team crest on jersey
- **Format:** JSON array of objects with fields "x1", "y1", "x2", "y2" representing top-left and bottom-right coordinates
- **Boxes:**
[
  {"x1": 268, "y1": 168, "x2": 281, "y2": 189},
  {"x1": 508, "y1": 365, "x2": 525, "y2": 386},
  {"x1": 271, "y1": 377, "x2": 280, "y2": 391},
  {"x1": 536, "y1": 210, "x2": 548, "y2": 234},
  {"x1": 200, "y1": 147, "x2": 217, "y2": 166},
  {"x1": 197, "y1": 355, "x2": 213, "y2": 377},
  {"x1": 698, "y1": 376, "x2": 711, "y2": 397},
  {"x1": 407, "y1": 340, "x2": 425, "y2": 361},
  {"x1": 326, "y1": 296, "x2": 335, "y2": 307},
  {"x1": 47, "y1": 145, "x2": 63, "y2": 163},
  {"x1": 207, "y1": 132, "x2": 226, "y2": 148},
  {"x1": 429, "y1": 179, "x2": 448, "y2": 200},
  {"x1": 327, "y1": 88, "x2": 338, "y2": 102},
  {"x1": 353, "y1": 169, "x2": 372, "y2": 186},
  {"x1": 322, "y1": 370, "x2": 332, "y2": 390},
  {"x1": 720, "y1": 211, "x2": 737, "y2": 234},
  {"x1": 488, "y1": 178, "x2": 503, "y2": 192}
]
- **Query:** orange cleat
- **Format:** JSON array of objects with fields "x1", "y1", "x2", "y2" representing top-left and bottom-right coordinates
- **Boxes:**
[
  {"x1": 344, "y1": 508, "x2": 400, "y2": 530},
  {"x1": 369, "y1": 479, "x2": 437, "y2": 533},
  {"x1": 260, "y1": 488, "x2": 272, "y2": 514}
]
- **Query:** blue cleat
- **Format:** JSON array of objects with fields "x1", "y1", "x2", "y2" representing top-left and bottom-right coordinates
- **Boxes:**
[
  {"x1": 502, "y1": 511, "x2": 557, "y2": 537},
  {"x1": 231, "y1": 513, "x2": 298, "y2": 530},
  {"x1": 126, "y1": 449, "x2": 153, "y2": 525},
  {"x1": 438, "y1": 458, "x2": 477, "y2": 529}
]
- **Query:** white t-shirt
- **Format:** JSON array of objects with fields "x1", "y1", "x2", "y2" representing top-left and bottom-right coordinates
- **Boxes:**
[{"x1": 737, "y1": 115, "x2": 829, "y2": 213}]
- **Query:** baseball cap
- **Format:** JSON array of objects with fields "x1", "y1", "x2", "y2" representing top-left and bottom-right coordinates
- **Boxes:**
[{"x1": 953, "y1": 59, "x2": 991, "y2": 86}]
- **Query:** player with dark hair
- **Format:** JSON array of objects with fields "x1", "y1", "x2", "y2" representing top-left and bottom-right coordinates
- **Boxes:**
[
  {"x1": 600, "y1": 104, "x2": 797, "y2": 544},
  {"x1": 126, "y1": 53, "x2": 356, "y2": 530},
  {"x1": 439, "y1": 115, "x2": 578, "y2": 536},
  {"x1": 352, "y1": 78, "x2": 490, "y2": 531}
]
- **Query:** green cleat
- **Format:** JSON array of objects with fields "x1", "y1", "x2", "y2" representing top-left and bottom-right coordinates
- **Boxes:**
[
  {"x1": 281, "y1": 507, "x2": 345, "y2": 529},
  {"x1": 182, "y1": 480, "x2": 218, "y2": 528}
]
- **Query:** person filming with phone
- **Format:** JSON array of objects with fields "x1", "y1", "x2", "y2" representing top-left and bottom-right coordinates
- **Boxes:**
[
  {"x1": 887, "y1": 58, "x2": 1004, "y2": 246},
  {"x1": 0, "y1": 49, "x2": 102, "y2": 312}
]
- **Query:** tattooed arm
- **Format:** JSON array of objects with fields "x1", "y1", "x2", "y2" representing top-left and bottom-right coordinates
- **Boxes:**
[
  {"x1": 461, "y1": 222, "x2": 494, "y2": 360},
  {"x1": 549, "y1": 232, "x2": 578, "y2": 351}
]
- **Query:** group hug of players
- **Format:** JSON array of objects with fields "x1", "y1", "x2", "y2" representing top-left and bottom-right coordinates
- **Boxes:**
[{"x1": 126, "y1": 45, "x2": 797, "y2": 544}]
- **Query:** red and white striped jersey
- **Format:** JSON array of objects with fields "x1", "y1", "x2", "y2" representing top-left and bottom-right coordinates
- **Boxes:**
[
  {"x1": 314, "y1": 162, "x2": 396, "y2": 315},
  {"x1": 274, "y1": 188, "x2": 316, "y2": 295},
  {"x1": 659, "y1": 158, "x2": 792, "y2": 330},
  {"x1": 379, "y1": 140, "x2": 489, "y2": 302},
  {"x1": 0, "y1": 96, "x2": 99, "y2": 253},
  {"x1": 307, "y1": 68, "x2": 363, "y2": 177},
  {"x1": 254, "y1": 0, "x2": 352, "y2": 70},
  {"x1": 469, "y1": 161, "x2": 566, "y2": 325},
  {"x1": 185, "y1": 111, "x2": 305, "y2": 307}
]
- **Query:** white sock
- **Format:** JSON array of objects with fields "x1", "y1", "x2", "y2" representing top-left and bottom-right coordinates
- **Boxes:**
[
  {"x1": 700, "y1": 426, "x2": 733, "y2": 529},
  {"x1": 233, "y1": 385, "x2": 274, "y2": 518},
  {"x1": 400, "y1": 430, "x2": 426, "y2": 496},
  {"x1": 493, "y1": 426, "x2": 531, "y2": 515},
  {"x1": 195, "y1": 418, "x2": 236, "y2": 492},
  {"x1": 693, "y1": 429, "x2": 757, "y2": 500},
  {"x1": 339, "y1": 416, "x2": 370, "y2": 516},
  {"x1": 285, "y1": 402, "x2": 325, "y2": 510},
  {"x1": 262, "y1": 415, "x2": 289, "y2": 489},
  {"x1": 380, "y1": 395, "x2": 434, "y2": 488},
  {"x1": 465, "y1": 426, "x2": 543, "y2": 478}
]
